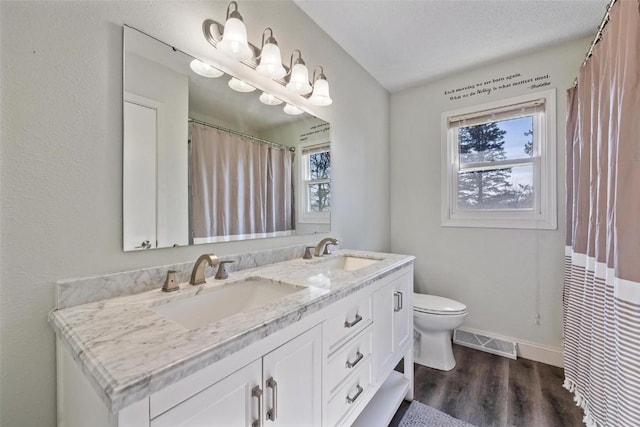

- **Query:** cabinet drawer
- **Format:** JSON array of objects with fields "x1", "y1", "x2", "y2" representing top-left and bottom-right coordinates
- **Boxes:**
[
  {"x1": 324, "y1": 296, "x2": 372, "y2": 354},
  {"x1": 326, "y1": 327, "x2": 372, "y2": 394},
  {"x1": 326, "y1": 357, "x2": 373, "y2": 427}
]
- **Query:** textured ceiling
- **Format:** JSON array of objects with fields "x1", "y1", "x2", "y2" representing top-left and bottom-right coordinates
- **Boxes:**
[{"x1": 294, "y1": 0, "x2": 609, "y2": 92}]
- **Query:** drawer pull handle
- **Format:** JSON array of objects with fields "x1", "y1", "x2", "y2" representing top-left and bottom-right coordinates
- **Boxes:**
[
  {"x1": 394, "y1": 291, "x2": 403, "y2": 312},
  {"x1": 346, "y1": 351, "x2": 364, "y2": 369},
  {"x1": 344, "y1": 313, "x2": 363, "y2": 328},
  {"x1": 346, "y1": 384, "x2": 364, "y2": 404},
  {"x1": 266, "y1": 377, "x2": 278, "y2": 421},
  {"x1": 251, "y1": 386, "x2": 263, "y2": 427}
]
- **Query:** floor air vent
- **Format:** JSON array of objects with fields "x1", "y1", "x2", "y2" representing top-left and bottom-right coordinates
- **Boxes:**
[{"x1": 453, "y1": 328, "x2": 518, "y2": 360}]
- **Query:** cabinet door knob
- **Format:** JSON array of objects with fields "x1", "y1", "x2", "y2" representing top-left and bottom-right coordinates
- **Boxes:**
[
  {"x1": 344, "y1": 313, "x2": 363, "y2": 328},
  {"x1": 346, "y1": 384, "x2": 364, "y2": 404},
  {"x1": 266, "y1": 377, "x2": 278, "y2": 421},
  {"x1": 251, "y1": 386, "x2": 263, "y2": 427},
  {"x1": 345, "y1": 351, "x2": 364, "y2": 369}
]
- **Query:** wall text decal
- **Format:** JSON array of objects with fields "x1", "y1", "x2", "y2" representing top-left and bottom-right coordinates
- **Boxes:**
[
  {"x1": 299, "y1": 122, "x2": 330, "y2": 143},
  {"x1": 444, "y1": 73, "x2": 551, "y2": 101}
]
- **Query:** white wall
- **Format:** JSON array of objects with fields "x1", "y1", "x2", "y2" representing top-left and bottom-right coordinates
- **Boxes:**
[
  {"x1": 390, "y1": 38, "x2": 590, "y2": 356},
  {"x1": 0, "y1": 1, "x2": 390, "y2": 425}
]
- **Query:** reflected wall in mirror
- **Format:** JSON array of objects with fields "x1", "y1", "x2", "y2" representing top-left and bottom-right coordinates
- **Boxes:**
[{"x1": 123, "y1": 26, "x2": 330, "y2": 251}]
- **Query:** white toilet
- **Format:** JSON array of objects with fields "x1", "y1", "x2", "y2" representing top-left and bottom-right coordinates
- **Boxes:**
[{"x1": 413, "y1": 293, "x2": 468, "y2": 371}]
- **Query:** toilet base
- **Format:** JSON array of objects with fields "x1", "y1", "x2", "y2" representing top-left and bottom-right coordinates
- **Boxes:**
[{"x1": 414, "y1": 330, "x2": 456, "y2": 371}]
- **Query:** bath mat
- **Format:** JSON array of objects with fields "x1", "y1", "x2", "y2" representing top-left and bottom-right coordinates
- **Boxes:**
[{"x1": 398, "y1": 401, "x2": 477, "y2": 427}]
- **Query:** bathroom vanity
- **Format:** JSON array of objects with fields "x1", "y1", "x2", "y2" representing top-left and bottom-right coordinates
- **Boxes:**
[{"x1": 50, "y1": 247, "x2": 414, "y2": 426}]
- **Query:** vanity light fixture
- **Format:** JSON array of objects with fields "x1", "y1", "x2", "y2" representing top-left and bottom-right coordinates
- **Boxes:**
[
  {"x1": 285, "y1": 50, "x2": 312, "y2": 95},
  {"x1": 283, "y1": 103, "x2": 304, "y2": 115},
  {"x1": 216, "y1": 1, "x2": 253, "y2": 61},
  {"x1": 259, "y1": 92, "x2": 283, "y2": 106},
  {"x1": 308, "y1": 66, "x2": 333, "y2": 106},
  {"x1": 189, "y1": 59, "x2": 224, "y2": 78},
  {"x1": 201, "y1": 2, "x2": 333, "y2": 107},
  {"x1": 256, "y1": 28, "x2": 286, "y2": 79},
  {"x1": 228, "y1": 77, "x2": 256, "y2": 92}
]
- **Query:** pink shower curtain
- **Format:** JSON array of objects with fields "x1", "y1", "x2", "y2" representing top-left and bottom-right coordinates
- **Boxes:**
[
  {"x1": 563, "y1": 1, "x2": 640, "y2": 426},
  {"x1": 190, "y1": 122, "x2": 294, "y2": 242}
]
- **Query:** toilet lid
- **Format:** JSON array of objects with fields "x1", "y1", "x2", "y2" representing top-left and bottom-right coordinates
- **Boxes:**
[{"x1": 413, "y1": 293, "x2": 467, "y2": 315}]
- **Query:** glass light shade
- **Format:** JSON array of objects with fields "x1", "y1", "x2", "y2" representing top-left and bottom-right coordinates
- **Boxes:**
[
  {"x1": 286, "y1": 63, "x2": 312, "y2": 95},
  {"x1": 256, "y1": 43, "x2": 286, "y2": 79},
  {"x1": 189, "y1": 59, "x2": 224, "y2": 78},
  {"x1": 228, "y1": 77, "x2": 256, "y2": 93},
  {"x1": 259, "y1": 92, "x2": 283, "y2": 106},
  {"x1": 217, "y1": 17, "x2": 253, "y2": 61},
  {"x1": 283, "y1": 103, "x2": 303, "y2": 115},
  {"x1": 308, "y1": 78, "x2": 333, "y2": 106}
]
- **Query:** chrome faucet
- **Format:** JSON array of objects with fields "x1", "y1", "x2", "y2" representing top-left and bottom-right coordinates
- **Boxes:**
[
  {"x1": 314, "y1": 237, "x2": 339, "y2": 257},
  {"x1": 190, "y1": 254, "x2": 219, "y2": 285}
]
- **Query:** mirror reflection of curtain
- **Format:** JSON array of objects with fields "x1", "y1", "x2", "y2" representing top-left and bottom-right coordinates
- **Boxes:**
[{"x1": 190, "y1": 122, "x2": 294, "y2": 242}]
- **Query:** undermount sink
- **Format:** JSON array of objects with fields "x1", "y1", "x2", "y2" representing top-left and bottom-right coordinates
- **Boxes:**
[
  {"x1": 153, "y1": 277, "x2": 304, "y2": 330},
  {"x1": 319, "y1": 255, "x2": 381, "y2": 272}
]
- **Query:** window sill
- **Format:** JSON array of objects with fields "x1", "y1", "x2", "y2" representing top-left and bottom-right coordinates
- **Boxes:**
[
  {"x1": 441, "y1": 215, "x2": 557, "y2": 230},
  {"x1": 298, "y1": 217, "x2": 330, "y2": 225}
]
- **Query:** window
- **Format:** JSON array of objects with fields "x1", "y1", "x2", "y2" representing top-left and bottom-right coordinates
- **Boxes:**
[
  {"x1": 298, "y1": 141, "x2": 330, "y2": 223},
  {"x1": 441, "y1": 90, "x2": 556, "y2": 229}
]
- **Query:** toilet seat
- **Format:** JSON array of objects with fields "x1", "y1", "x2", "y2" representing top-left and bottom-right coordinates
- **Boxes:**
[{"x1": 413, "y1": 293, "x2": 467, "y2": 315}]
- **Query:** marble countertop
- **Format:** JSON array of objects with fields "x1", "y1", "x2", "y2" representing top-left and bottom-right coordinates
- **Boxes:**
[{"x1": 49, "y1": 249, "x2": 414, "y2": 413}]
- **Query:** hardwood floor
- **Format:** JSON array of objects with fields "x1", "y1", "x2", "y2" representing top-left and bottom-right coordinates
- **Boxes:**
[{"x1": 389, "y1": 344, "x2": 584, "y2": 427}]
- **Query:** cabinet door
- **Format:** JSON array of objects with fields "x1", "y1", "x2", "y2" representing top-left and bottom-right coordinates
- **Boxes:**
[
  {"x1": 373, "y1": 272, "x2": 413, "y2": 381},
  {"x1": 151, "y1": 359, "x2": 262, "y2": 427},
  {"x1": 263, "y1": 325, "x2": 322, "y2": 427},
  {"x1": 393, "y1": 272, "x2": 412, "y2": 352}
]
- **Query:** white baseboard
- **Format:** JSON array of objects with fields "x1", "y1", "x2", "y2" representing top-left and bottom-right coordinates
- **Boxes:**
[
  {"x1": 456, "y1": 327, "x2": 563, "y2": 368},
  {"x1": 517, "y1": 340, "x2": 563, "y2": 367}
]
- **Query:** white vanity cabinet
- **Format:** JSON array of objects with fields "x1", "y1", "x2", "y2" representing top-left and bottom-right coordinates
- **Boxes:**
[
  {"x1": 151, "y1": 325, "x2": 321, "y2": 427},
  {"x1": 55, "y1": 259, "x2": 414, "y2": 427}
]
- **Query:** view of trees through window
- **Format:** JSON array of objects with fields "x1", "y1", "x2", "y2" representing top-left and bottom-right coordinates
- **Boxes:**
[
  {"x1": 457, "y1": 117, "x2": 534, "y2": 210},
  {"x1": 308, "y1": 151, "x2": 330, "y2": 212}
]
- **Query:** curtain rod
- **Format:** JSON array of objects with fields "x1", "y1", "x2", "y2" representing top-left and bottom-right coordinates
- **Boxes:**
[
  {"x1": 188, "y1": 118, "x2": 295, "y2": 152},
  {"x1": 574, "y1": 0, "x2": 618, "y2": 87}
]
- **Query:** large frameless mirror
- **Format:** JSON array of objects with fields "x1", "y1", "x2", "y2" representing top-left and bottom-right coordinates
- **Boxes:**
[{"x1": 123, "y1": 26, "x2": 331, "y2": 251}]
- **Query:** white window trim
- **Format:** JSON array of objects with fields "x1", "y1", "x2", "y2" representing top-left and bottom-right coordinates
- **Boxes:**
[
  {"x1": 441, "y1": 89, "x2": 557, "y2": 229},
  {"x1": 297, "y1": 139, "x2": 331, "y2": 224}
]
